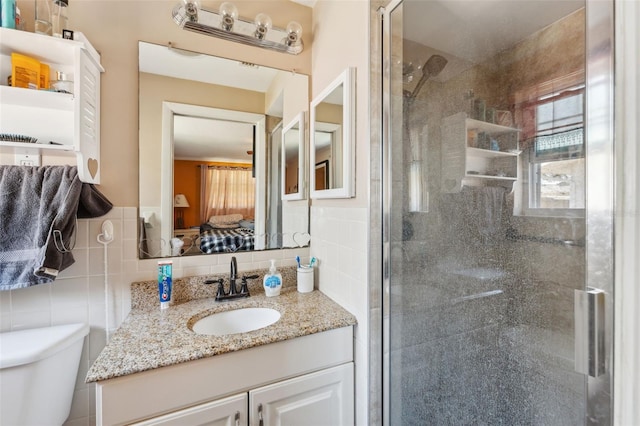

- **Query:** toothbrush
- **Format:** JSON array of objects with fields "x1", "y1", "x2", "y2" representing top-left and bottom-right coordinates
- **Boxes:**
[
  {"x1": 296, "y1": 255, "x2": 301, "y2": 268},
  {"x1": 309, "y1": 257, "x2": 316, "y2": 268}
]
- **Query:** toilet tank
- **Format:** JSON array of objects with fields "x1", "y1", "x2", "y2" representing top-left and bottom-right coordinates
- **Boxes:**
[{"x1": 0, "y1": 323, "x2": 90, "y2": 426}]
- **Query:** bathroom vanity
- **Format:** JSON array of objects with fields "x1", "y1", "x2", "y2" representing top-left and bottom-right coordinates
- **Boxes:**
[{"x1": 87, "y1": 274, "x2": 356, "y2": 425}]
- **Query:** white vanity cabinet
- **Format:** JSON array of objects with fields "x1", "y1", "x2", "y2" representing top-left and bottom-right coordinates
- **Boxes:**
[
  {"x1": 0, "y1": 28, "x2": 103, "y2": 183},
  {"x1": 132, "y1": 363, "x2": 353, "y2": 426},
  {"x1": 132, "y1": 393, "x2": 248, "y2": 426},
  {"x1": 95, "y1": 327, "x2": 354, "y2": 426},
  {"x1": 250, "y1": 363, "x2": 353, "y2": 426},
  {"x1": 441, "y1": 112, "x2": 520, "y2": 193}
]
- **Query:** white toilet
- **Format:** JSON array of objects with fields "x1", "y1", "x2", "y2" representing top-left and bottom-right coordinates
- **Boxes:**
[{"x1": 0, "y1": 323, "x2": 90, "y2": 426}]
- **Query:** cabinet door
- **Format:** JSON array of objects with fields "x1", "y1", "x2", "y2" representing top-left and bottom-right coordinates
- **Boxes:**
[
  {"x1": 249, "y1": 363, "x2": 354, "y2": 426},
  {"x1": 131, "y1": 393, "x2": 247, "y2": 426}
]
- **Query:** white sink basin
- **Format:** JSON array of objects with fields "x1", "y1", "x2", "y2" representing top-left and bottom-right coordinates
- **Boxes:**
[{"x1": 191, "y1": 308, "x2": 281, "y2": 336}]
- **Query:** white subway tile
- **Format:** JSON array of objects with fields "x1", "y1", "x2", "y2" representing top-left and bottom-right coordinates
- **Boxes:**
[
  {"x1": 63, "y1": 416, "x2": 90, "y2": 426},
  {"x1": 66, "y1": 388, "x2": 89, "y2": 422},
  {"x1": 11, "y1": 283, "x2": 51, "y2": 312},
  {"x1": 75, "y1": 342, "x2": 91, "y2": 390},
  {"x1": 0, "y1": 314, "x2": 11, "y2": 332},
  {"x1": 52, "y1": 306, "x2": 89, "y2": 327},
  {"x1": 0, "y1": 288, "x2": 11, "y2": 315},
  {"x1": 122, "y1": 207, "x2": 137, "y2": 220},
  {"x1": 96, "y1": 207, "x2": 122, "y2": 221},
  {"x1": 51, "y1": 277, "x2": 88, "y2": 308},
  {"x1": 182, "y1": 265, "x2": 212, "y2": 277},
  {"x1": 87, "y1": 247, "x2": 106, "y2": 276},
  {"x1": 74, "y1": 220, "x2": 90, "y2": 250},
  {"x1": 88, "y1": 384, "x2": 97, "y2": 416},
  {"x1": 61, "y1": 248, "x2": 89, "y2": 278},
  {"x1": 10, "y1": 310, "x2": 51, "y2": 331}
]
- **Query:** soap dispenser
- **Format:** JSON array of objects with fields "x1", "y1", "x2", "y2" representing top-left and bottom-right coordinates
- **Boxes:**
[{"x1": 263, "y1": 259, "x2": 282, "y2": 297}]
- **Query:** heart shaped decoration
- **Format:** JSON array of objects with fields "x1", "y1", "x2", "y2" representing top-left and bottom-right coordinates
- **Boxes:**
[
  {"x1": 270, "y1": 233, "x2": 282, "y2": 246},
  {"x1": 292, "y1": 232, "x2": 311, "y2": 247},
  {"x1": 87, "y1": 158, "x2": 99, "y2": 179}
]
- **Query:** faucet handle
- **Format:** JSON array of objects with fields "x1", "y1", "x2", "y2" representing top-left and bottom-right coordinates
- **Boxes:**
[
  {"x1": 206, "y1": 278, "x2": 226, "y2": 299},
  {"x1": 240, "y1": 275, "x2": 259, "y2": 295}
]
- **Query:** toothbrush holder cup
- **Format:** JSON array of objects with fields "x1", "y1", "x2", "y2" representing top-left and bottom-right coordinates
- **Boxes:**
[{"x1": 296, "y1": 267, "x2": 314, "y2": 293}]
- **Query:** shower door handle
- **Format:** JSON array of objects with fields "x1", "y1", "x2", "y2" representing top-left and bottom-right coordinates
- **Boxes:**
[{"x1": 574, "y1": 288, "x2": 606, "y2": 377}]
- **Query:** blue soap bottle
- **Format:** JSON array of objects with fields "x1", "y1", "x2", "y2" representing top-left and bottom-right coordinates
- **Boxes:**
[{"x1": 263, "y1": 259, "x2": 282, "y2": 297}]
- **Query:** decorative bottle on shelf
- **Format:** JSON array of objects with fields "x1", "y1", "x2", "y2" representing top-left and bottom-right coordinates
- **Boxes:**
[
  {"x1": 35, "y1": 0, "x2": 53, "y2": 35},
  {"x1": 51, "y1": 0, "x2": 68, "y2": 38},
  {"x1": 1, "y1": 0, "x2": 16, "y2": 29}
]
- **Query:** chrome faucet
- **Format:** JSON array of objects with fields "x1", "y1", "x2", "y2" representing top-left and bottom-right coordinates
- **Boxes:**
[{"x1": 205, "y1": 256, "x2": 259, "y2": 301}]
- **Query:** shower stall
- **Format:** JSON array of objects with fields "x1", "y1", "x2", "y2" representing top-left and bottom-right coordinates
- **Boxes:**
[{"x1": 378, "y1": 0, "x2": 614, "y2": 424}]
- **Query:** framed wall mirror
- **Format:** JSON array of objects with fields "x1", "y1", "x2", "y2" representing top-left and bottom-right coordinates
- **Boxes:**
[
  {"x1": 138, "y1": 41, "x2": 310, "y2": 259},
  {"x1": 310, "y1": 67, "x2": 356, "y2": 199},
  {"x1": 282, "y1": 112, "x2": 305, "y2": 201}
]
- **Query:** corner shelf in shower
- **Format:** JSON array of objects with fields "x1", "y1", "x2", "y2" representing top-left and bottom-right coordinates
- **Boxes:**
[
  {"x1": 0, "y1": 28, "x2": 104, "y2": 183},
  {"x1": 441, "y1": 112, "x2": 520, "y2": 193}
]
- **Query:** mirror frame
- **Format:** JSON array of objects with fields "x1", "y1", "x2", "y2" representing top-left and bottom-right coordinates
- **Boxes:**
[
  {"x1": 310, "y1": 67, "x2": 356, "y2": 199},
  {"x1": 281, "y1": 112, "x2": 306, "y2": 201}
]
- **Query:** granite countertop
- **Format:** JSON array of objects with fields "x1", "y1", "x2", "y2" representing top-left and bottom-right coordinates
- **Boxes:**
[{"x1": 86, "y1": 267, "x2": 357, "y2": 383}]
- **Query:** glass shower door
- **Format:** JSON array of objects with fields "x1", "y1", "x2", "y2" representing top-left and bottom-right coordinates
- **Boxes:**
[{"x1": 381, "y1": 0, "x2": 614, "y2": 424}]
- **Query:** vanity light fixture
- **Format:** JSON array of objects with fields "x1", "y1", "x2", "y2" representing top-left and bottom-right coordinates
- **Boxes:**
[{"x1": 171, "y1": 1, "x2": 304, "y2": 55}]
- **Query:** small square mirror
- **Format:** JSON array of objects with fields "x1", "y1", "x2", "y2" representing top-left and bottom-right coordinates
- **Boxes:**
[{"x1": 310, "y1": 67, "x2": 356, "y2": 199}]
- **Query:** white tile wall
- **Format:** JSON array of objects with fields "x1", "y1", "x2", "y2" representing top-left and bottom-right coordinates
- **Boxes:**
[
  {"x1": 310, "y1": 205, "x2": 369, "y2": 426},
  {"x1": 1, "y1": 206, "x2": 310, "y2": 426}
]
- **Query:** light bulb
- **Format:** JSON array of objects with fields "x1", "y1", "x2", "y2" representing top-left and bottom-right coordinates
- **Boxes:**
[
  {"x1": 172, "y1": 0, "x2": 199, "y2": 25},
  {"x1": 254, "y1": 13, "x2": 272, "y2": 40},
  {"x1": 284, "y1": 21, "x2": 303, "y2": 46},
  {"x1": 182, "y1": 0, "x2": 199, "y2": 23},
  {"x1": 219, "y1": 2, "x2": 238, "y2": 31}
]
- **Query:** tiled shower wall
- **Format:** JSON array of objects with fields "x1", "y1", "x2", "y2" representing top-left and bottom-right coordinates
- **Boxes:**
[{"x1": 0, "y1": 206, "x2": 308, "y2": 426}]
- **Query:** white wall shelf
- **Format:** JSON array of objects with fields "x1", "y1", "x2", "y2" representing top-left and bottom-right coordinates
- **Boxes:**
[
  {"x1": 0, "y1": 28, "x2": 104, "y2": 183},
  {"x1": 0, "y1": 85, "x2": 74, "y2": 110},
  {"x1": 442, "y1": 112, "x2": 520, "y2": 193}
]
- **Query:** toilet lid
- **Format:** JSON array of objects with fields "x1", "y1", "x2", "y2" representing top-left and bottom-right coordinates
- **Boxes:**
[{"x1": 0, "y1": 323, "x2": 89, "y2": 369}]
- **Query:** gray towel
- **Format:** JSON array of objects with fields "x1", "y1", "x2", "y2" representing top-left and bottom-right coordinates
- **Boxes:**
[{"x1": 0, "y1": 165, "x2": 112, "y2": 290}]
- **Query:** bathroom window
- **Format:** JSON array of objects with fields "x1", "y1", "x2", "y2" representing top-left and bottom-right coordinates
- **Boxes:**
[{"x1": 515, "y1": 71, "x2": 585, "y2": 217}]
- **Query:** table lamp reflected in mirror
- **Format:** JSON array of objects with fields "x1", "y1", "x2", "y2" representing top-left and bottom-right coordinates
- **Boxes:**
[{"x1": 174, "y1": 193, "x2": 190, "y2": 229}]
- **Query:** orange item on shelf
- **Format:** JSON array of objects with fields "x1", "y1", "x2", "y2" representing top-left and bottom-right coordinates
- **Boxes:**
[
  {"x1": 40, "y1": 62, "x2": 50, "y2": 89},
  {"x1": 11, "y1": 53, "x2": 40, "y2": 89}
]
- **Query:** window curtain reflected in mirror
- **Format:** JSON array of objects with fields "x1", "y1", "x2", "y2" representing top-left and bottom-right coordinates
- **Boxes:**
[{"x1": 200, "y1": 165, "x2": 255, "y2": 220}]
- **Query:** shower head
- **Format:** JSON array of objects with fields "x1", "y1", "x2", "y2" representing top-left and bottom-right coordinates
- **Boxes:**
[
  {"x1": 404, "y1": 54, "x2": 448, "y2": 102},
  {"x1": 423, "y1": 54, "x2": 448, "y2": 78}
]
